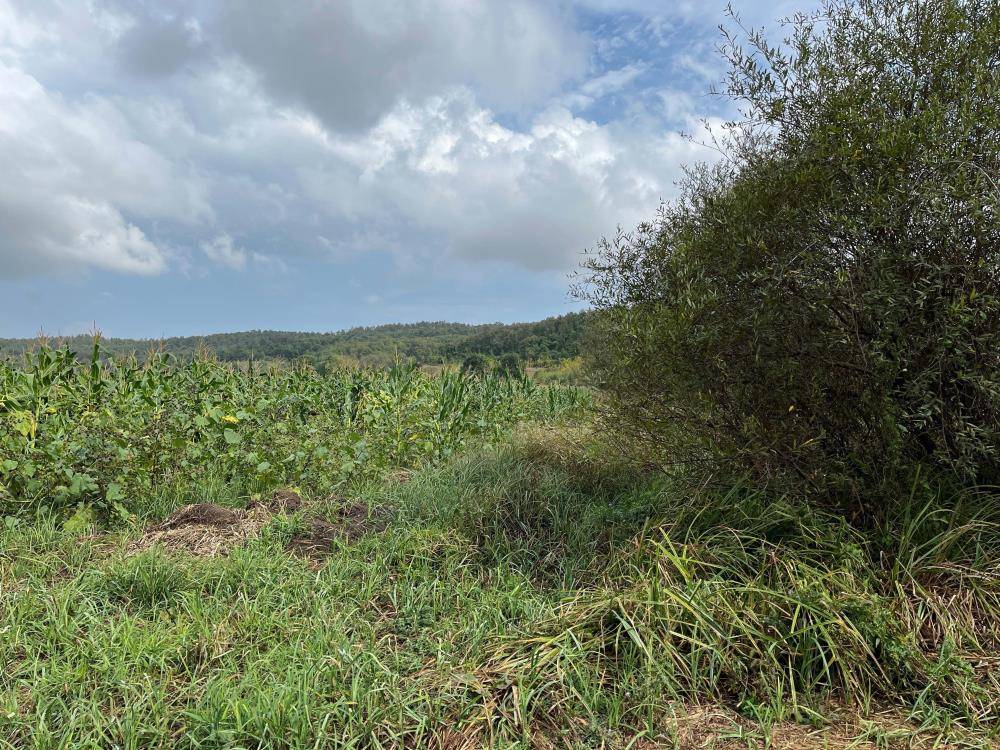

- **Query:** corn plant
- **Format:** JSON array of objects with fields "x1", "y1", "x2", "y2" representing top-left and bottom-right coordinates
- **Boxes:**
[{"x1": 0, "y1": 344, "x2": 590, "y2": 519}]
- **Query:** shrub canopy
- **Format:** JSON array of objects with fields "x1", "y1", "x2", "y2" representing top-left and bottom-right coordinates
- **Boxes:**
[
  {"x1": 494, "y1": 353, "x2": 525, "y2": 379},
  {"x1": 576, "y1": 0, "x2": 1000, "y2": 503},
  {"x1": 461, "y1": 353, "x2": 488, "y2": 376}
]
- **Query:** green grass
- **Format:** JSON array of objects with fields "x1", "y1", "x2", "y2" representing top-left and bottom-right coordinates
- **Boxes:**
[{"x1": 1, "y1": 428, "x2": 998, "y2": 748}]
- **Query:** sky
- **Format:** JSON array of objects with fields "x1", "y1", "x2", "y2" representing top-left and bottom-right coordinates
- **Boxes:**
[{"x1": 0, "y1": 0, "x2": 806, "y2": 338}]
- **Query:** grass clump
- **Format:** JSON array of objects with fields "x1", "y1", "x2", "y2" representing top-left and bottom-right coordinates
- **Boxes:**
[
  {"x1": 391, "y1": 431, "x2": 1000, "y2": 744},
  {"x1": 102, "y1": 551, "x2": 193, "y2": 610}
]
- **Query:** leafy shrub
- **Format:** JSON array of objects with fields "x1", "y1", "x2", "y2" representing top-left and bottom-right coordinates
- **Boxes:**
[
  {"x1": 494, "y1": 353, "x2": 524, "y2": 379},
  {"x1": 575, "y1": 0, "x2": 1000, "y2": 505},
  {"x1": 460, "y1": 353, "x2": 488, "y2": 376}
]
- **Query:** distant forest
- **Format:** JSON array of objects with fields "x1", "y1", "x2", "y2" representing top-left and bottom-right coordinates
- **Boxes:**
[{"x1": 0, "y1": 312, "x2": 590, "y2": 368}]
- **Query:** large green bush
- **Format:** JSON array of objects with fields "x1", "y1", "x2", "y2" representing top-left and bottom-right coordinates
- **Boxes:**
[{"x1": 576, "y1": 0, "x2": 1000, "y2": 505}]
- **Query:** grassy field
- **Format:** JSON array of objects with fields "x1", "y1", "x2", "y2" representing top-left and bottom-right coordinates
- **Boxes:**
[{"x1": 2, "y1": 349, "x2": 999, "y2": 748}]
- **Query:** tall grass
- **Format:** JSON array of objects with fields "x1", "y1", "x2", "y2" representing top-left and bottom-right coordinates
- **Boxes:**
[{"x1": 386, "y1": 433, "x2": 1000, "y2": 742}]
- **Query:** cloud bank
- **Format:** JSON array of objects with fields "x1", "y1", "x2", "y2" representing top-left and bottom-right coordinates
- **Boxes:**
[{"x1": 0, "y1": 0, "x2": 736, "y2": 283}]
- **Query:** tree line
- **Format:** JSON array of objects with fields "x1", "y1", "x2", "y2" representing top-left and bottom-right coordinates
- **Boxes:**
[{"x1": 0, "y1": 312, "x2": 591, "y2": 369}]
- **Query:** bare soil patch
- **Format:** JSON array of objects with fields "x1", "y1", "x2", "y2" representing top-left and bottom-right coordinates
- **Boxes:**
[
  {"x1": 158, "y1": 502, "x2": 243, "y2": 529},
  {"x1": 129, "y1": 490, "x2": 391, "y2": 560},
  {"x1": 248, "y1": 489, "x2": 303, "y2": 514},
  {"x1": 286, "y1": 499, "x2": 392, "y2": 558},
  {"x1": 130, "y1": 501, "x2": 272, "y2": 558},
  {"x1": 130, "y1": 489, "x2": 303, "y2": 558}
]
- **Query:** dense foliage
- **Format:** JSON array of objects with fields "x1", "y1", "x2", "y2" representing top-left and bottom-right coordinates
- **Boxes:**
[
  {"x1": 460, "y1": 353, "x2": 488, "y2": 376},
  {"x1": 0, "y1": 343, "x2": 588, "y2": 519},
  {"x1": 576, "y1": 0, "x2": 1000, "y2": 505},
  {"x1": 0, "y1": 312, "x2": 591, "y2": 369},
  {"x1": 440, "y1": 312, "x2": 591, "y2": 363},
  {"x1": 493, "y1": 353, "x2": 525, "y2": 379}
]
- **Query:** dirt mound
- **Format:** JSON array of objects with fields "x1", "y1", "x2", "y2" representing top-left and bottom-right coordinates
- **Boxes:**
[
  {"x1": 131, "y1": 488, "x2": 303, "y2": 558},
  {"x1": 158, "y1": 503, "x2": 243, "y2": 529},
  {"x1": 286, "y1": 517, "x2": 341, "y2": 557},
  {"x1": 131, "y1": 490, "x2": 389, "y2": 560},
  {"x1": 287, "y1": 500, "x2": 392, "y2": 557},
  {"x1": 130, "y1": 502, "x2": 271, "y2": 558}
]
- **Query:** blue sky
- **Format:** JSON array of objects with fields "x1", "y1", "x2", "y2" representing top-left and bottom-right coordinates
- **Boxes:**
[{"x1": 0, "y1": 0, "x2": 805, "y2": 338}]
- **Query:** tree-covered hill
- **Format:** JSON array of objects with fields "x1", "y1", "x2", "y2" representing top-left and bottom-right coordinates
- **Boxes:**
[
  {"x1": 0, "y1": 312, "x2": 590, "y2": 367},
  {"x1": 440, "y1": 312, "x2": 590, "y2": 362}
]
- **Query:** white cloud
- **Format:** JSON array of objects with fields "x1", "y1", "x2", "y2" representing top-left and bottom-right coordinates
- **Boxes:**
[
  {"x1": 0, "y1": 191, "x2": 165, "y2": 276},
  {"x1": 580, "y1": 64, "x2": 648, "y2": 99},
  {"x1": 300, "y1": 91, "x2": 715, "y2": 270},
  {"x1": 200, "y1": 233, "x2": 287, "y2": 273},
  {"x1": 0, "y1": 0, "x2": 731, "y2": 283},
  {"x1": 558, "y1": 64, "x2": 649, "y2": 111},
  {"x1": 210, "y1": 0, "x2": 589, "y2": 133},
  {"x1": 200, "y1": 233, "x2": 246, "y2": 270},
  {"x1": 0, "y1": 62, "x2": 208, "y2": 276}
]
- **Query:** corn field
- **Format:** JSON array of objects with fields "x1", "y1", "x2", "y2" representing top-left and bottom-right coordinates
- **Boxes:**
[{"x1": 0, "y1": 343, "x2": 590, "y2": 518}]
